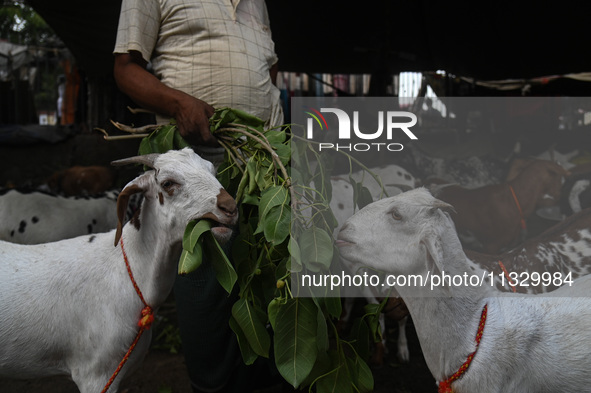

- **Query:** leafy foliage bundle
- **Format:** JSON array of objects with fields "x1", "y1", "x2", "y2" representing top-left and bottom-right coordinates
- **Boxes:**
[{"x1": 139, "y1": 108, "x2": 382, "y2": 392}]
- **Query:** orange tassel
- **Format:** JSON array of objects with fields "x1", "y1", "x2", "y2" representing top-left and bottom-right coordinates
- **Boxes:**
[
  {"x1": 138, "y1": 306, "x2": 154, "y2": 329},
  {"x1": 438, "y1": 381, "x2": 453, "y2": 393}
]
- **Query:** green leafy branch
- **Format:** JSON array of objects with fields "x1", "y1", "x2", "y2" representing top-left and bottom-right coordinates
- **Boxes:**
[{"x1": 134, "y1": 107, "x2": 382, "y2": 393}]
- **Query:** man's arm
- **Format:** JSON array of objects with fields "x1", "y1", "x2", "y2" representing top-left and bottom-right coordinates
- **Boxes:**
[
  {"x1": 270, "y1": 62, "x2": 279, "y2": 86},
  {"x1": 113, "y1": 51, "x2": 218, "y2": 146}
]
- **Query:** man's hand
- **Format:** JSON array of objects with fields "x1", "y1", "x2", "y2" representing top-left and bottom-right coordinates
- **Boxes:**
[
  {"x1": 114, "y1": 51, "x2": 219, "y2": 147},
  {"x1": 173, "y1": 94, "x2": 218, "y2": 147}
]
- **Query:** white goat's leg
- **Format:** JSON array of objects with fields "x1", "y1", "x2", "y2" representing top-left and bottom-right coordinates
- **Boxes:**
[{"x1": 396, "y1": 316, "x2": 409, "y2": 362}]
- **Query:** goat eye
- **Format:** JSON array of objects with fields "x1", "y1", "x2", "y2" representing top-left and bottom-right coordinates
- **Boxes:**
[
  {"x1": 391, "y1": 209, "x2": 402, "y2": 221},
  {"x1": 161, "y1": 180, "x2": 175, "y2": 190}
]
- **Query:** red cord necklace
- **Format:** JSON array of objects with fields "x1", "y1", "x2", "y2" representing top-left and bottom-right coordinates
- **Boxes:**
[
  {"x1": 100, "y1": 238, "x2": 154, "y2": 393},
  {"x1": 438, "y1": 304, "x2": 488, "y2": 393}
]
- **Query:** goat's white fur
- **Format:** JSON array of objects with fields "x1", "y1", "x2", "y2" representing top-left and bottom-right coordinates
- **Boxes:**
[
  {"x1": 337, "y1": 187, "x2": 591, "y2": 392},
  {"x1": 0, "y1": 189, "x2": 120, "y2": 244},
  {"x1": 0, "y1": 148, "x2": 237, "y2": 393}
]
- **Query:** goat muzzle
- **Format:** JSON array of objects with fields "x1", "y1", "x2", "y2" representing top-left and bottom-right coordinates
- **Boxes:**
[{"x1": 216, "y1": 188, "x2": 238, "y2": 222}]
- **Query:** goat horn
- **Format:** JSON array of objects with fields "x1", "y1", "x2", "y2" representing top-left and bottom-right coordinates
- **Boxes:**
[
  {"x1": 432, "y1": 199, "x2": 456, "y2": 213},
  {"x1": 111, "y1": 153, "x2": 160, "y2": 168}
]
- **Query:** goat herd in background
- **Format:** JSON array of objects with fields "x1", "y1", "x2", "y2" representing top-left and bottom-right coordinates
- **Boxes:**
[{"x1": 0, "y1": 140, "x2": 591, "y2": 392}]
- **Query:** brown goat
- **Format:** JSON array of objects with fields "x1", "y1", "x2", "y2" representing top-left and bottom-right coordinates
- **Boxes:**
[
  {"x1": 47, "y1": 165, "x2": 115, "y2": 196},
  {"x1": 433, "y1": 159, "x2": 569, "y2": 253}
]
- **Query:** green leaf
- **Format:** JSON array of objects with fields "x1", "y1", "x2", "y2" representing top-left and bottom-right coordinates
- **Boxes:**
[
  {"x1": 178, "y1": 243, "x2": 203, "y2": 275},
  {"x1": 231, "y1": 298, "x2": 270, "y2": 358},
  {"x1": 211, "y1": 106, "x2": 266, "y2": 130},
  {"x1": 247, "y1": 159, "x2": 259, "y2": 195},
  {"x1": 181, "y1": 220, "x2": 197, "y2": 251},
  {"x1": 153, "y1": 125, "x2": 176, "y2": 151},
  {"x1": 298, "y1": 351, "x2": 332, "y2": 389},
  {"x1": 316, "y1": 352, "x2": 353, "y2": 393},
  {"x1": 322, "y1": 296, "x2": 343, "y2": 320},
  {"x1": 275, "y1": 258, "x2": 289, "y2": 282},
  {"x1": 258, "y1": 185, "x2": 289, "y2": 222},
  {"x1": 178, "y1": 211, "x2": 214, "y2": 278},
  {"x1": 182, "y1": 219, "x2": 212, "y2": 251},
  {"x1": 255, "y1": 163, "x2": 270, "y2": 191},
  {"x1": 350, "y1": 318, "x2": 371, "y2": 361},
  {"x1": 138, "y1": 123, "x2": 189, "y2": 156},
  {"x1": 356, "y1": 185, "x2": 374, "y2": 210},
  {"x1": 235, "y1": 167, "x2": 250, "y2": 202},
  {"x1": 315, "y1": 153, "x2": 334, "y2": 203},
  {"x1": 255, "y1": 185, "x2": 290, "y2": 242},
  {"x1": 316, "y1": 368, "x2": 353, "y2": 393},
  {"x1": 267, "y1": 298, "x2": 281, "y2": 331},
  {"x1": 363, "y1": 303, "x2": 383, "y2": 315},
  {"x1": 314, "y1": 204, "x2": 339, "y2": 234},
  {"x1": 274, "y1": 298, "x2": 318, "y2": 388},
  {"x1": 291, "y1": 137, "x2": 304, "y2": 169},
  {"x1": 264, "y1": 129, "x2": 286, "y2": 145},
  {"x1": 316, "y1": 308, "x2": 329, "y2": 352},
  {"x1": 275, "y1": 145, "x2": 291, "y2": 165},
  {"x1": 288, "y1": 237, "x2": 302, "y2": 273},
  {"x1": 204, "y1": 231, "x2": 237, "y2": 294},
  {"x1": 349, "y1": 356, "x2": 374, "y2": 393},
  {"x1": 363, "y1": 303, "x2": 383, "y2": 343},
  {"x1": 300, "y1": 227, "x2": 334, "y2": 272},
  {"x1": 273, "y1": 143, "x2": 291, "y2": 166},
  {"x1": 255, "y1": 264, "x2": 279, "y2": 308},
  {"x1": 229, "y1": 316, "x2": 259, "y2": 365},
  {"x1": 231, "y1": 227, "x2": 256, "y2": 274},
  {"x1": 262, "y1": 204, "x2": 291, "y2": 245},
  {"x1": 241, "y1": 193, "x2": 259, "y2": 206},
  {"x1": 138, "y1": 134, "x2": 153, "y2": 155},
  {"x1": 173, "y1": 129, "x2": 190, "y2": 149}
]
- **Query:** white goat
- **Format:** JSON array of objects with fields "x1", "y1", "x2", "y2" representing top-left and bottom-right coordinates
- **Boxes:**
[
  {"x1": 328, "y1": 164, "x2": 416, "y2": 365},
  {"x1": 337, "y1": 188, "x2": 591, "y2": 393},
  {"x1": 0, "y1": 189, "x2": 121, "y2": 244},
  {"x1": 0, "y1": 148, "x2": 238, "y2": 393}
]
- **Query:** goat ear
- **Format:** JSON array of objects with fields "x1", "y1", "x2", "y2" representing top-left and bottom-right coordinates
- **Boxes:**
[
  {"x1": 420, "y1": 204, "x2": 453, "y2": 274},
  {"x1": 421, "y1": 226, "x2": 444, "y2": 274},
  {"x1": 114, "y1": 180, "x2": 146, "y2": 247}
]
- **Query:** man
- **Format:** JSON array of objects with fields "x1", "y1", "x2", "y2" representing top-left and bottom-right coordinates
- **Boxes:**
[
  {"x1": 113, "y1": 1, "x2": 283, "y2": 392},
  {"x1": 113, "y1": 0, "x2": 283, "y2": 152}
]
